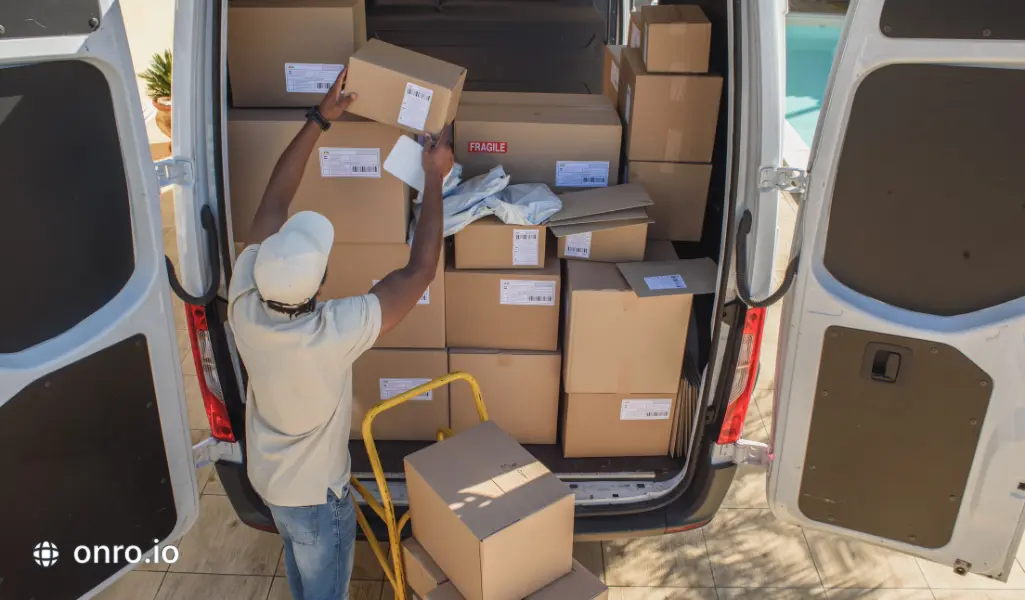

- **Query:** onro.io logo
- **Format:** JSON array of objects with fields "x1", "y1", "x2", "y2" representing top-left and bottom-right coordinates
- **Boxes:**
[{"x1": 33, "y1": 540, "x2": 179, "y2": 567}]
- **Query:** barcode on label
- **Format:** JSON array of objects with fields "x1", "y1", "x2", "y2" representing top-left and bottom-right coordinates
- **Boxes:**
[
  {"x1": 512, "y1": 229, "x2": 540, "y2": 266},
  {"x1": 380, "y1": 378, "x2": 432, "y2": 401},
  {"x1": 644, "y1": 274, "x2": 687, "y2": 291},
  {"x1": 556, "y1": 161, "x2": 610, "y2": 188},
  {"x1": 528, "y1": 295, "x2": 553, "y2": 303},
  {"x1": 319, "y1": 148, "x2": 381, "y2": 179},
  {"x1": 563, "y1": 232, "x2": 591, "y2": 259},
  {"x1": 317, "y1": 82, "x2": 330, "y2": 89},
  {"x1": 620, "y1": 399, "x2": 672, "y2": 421},
  {"x1": 500, "y1": 280, "x2": 556, "y2": 306},
  {"x1": 397, "y1": 82, "x2": 434, "y2": 131},
  {"x1": 284, "y1": 63, "x2": 345, "y2": 94},
  {"x1": 515, "y1": 231, "x2": 537, "y2": 240}
]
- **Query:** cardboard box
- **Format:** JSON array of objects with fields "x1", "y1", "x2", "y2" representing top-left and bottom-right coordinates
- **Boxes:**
[
  {"x1": 562, "y1": 391, "x2": 679, "y2": 458},
  {"x1": 445, "y1": 258, "x2": 561, "y2": 351},
  {"x1": 618, "y1": 48, "x2": 722, "y2": 163},
  {"x1": 405, "y1": 421, "x2": 575, "y2": 600},
  {"x1": 638, "y1": 5, "x2": 711, "y2": 74},
  {"x1": 557, "y1": 223, "x2": 648, "y2": 263},
  {"x1": 352, "y1": 349, "x2": 449, "y2": 440},
  {"x1": 602, "y1": 45, "x2": 624, "y2": 107},
  {"x1": 403, "y1": 538, "x2": 448, "y2": 599},
  {"x1": 227, "y1": 0, "x2": 366, "y2": 108},
  {"x1": 448, "y1": 349, "x2": 561, "y2": 444},
  {"x1": 426, "y1": 560, "x2": 607, "y2": 600},
  {"x1": 549, "y1": 184, "x2": 654, "y2": 263},
  {"x1": 320, "y1": 244, "x2": 444, "y2": 348},
  {"x1": 455, "y1": 92, "x2": 621, "y2": 192},
  {"x1": 562, "y1": 257, "x2": 717, "y2": 394},
  {"x1": 629, "y1": 12, "x2": 643, "y2": 49},
  {"x1": 344, "y1": 39, "x2": 466, "y2": 135},
  {"x1": 627, "y1": 161, "x2": 712, "y2": 241},
  {"x1": 453, "y1": 218, "x2": 547, "y2": 269},
  {"x1": 228, "y1": 111, "x2": 409, "y2": 244}
]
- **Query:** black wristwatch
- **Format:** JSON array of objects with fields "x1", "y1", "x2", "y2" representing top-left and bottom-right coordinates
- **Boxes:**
[{"x1": 305, "y1": 105, "x2": 331, "y2": 131}]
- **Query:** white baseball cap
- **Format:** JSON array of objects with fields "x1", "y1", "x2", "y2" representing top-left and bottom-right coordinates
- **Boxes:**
[{"x1": 254, "y1": 211, "x2": 334, "y2": 306}]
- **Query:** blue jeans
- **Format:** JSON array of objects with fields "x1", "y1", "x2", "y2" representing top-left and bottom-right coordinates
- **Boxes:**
[{"x1": 268, "y1": 487, "x2": 357, "y2": 600}]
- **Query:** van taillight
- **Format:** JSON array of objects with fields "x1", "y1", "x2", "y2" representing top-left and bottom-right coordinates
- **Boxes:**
[
  {"x1": 717, "y1": 307, "x2": 766, "y2": 445},
  {"x1": 185, "y1": 305, "x2": 235, "y2": 442}
]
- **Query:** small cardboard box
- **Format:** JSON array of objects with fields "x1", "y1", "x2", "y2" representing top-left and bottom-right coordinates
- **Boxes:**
[
  {"x1": 453, "y1": 217, "x2": 547, "y2": 269},
  {"x1": 562, "y1": 391, "x2": 679, "y2": 458},
  {"x1": 351, "y1": 349, "x2": 449, "y2": 440},
  {"x1": 405, "y1": 421, "x2": 575, "y2": 600},
  {"x1": 446, "y1": 258, "x2": 561, "y2": 351},
  {"x1": 320, "y1": 244, "x2": 445, "y2": 348},
  {"x1": 403, "y1": 538, "x2": 448, "y2": 599},
  {"x1": 426, "y1": 560, "x2": 608, "y2": 600},
  {"x1": 627, "y1": 161, "x2": 713, "y2": 242},
  {"x1": 638, "y1": 5, "x2": 711, "y2": 74},
  {"x1": 550, "y1": 184, "x2": 654, "y2": 263},
  {"x1": 629, "y1": 11, "x2": 643, "y2": 49},
  {"x1": 227, "y1": 0, "x2": 367, "y2": 108},
  {"x1": 618, "y1": 48, "x2": 722, "y2": 163},
  {"x1": 228, "y1": 110, "x2": 409, "y2": 244},
  {"x1": 448, "y1": 349, "x2": 561, "y2": 444},
  {"x1": 557, "y1": 223, "x2": 648, "y2": 263},
  {"x1": 455, "y1": 92, "x2": 621, "y2": 192},
  {"x1": 344, "y1": 39, "x2": 467, "y2": 135},
  {"x1": 562, "y1": 256, "x2": 717, "y2": 394},
  {"x1": 602, "y1": 45, "x2": 625, "y2": 107}
]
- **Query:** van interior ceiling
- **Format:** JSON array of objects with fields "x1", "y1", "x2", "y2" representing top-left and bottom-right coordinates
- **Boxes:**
[{"x1": 217, "y1": 0, "x2": 733, "y2": 481}]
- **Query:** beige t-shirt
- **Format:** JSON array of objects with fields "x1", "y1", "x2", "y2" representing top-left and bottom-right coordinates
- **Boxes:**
[{"x1": 228, "y1": 245, "x2": 382, "y2": 507}]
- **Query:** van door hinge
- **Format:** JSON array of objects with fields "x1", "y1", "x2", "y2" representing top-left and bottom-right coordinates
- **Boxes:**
[
  {"x1": 154, "y1": 157, "x2": 195, "y2": 189},
  {"x1": 712, "y1": 439, "x2": 770, "y2": 467},
  {"x1": 193, "y1": 436, "x2": 242, "y2": 468},
  {"x1": 759, "y1": 166, "x2": 807, "y2": 193}
]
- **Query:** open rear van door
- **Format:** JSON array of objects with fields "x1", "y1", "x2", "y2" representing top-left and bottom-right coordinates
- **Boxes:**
[
  {"x1": 768, "y1": 0, "x2": 1025, "y2": 581},
  {"x1": 0, "y1": 1, "x2": 199, "y2": 597}
]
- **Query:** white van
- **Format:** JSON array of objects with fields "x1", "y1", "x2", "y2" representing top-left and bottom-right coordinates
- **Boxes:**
[{"x1": 2, "y1": 0, "x2": 1023, "y2": 597}]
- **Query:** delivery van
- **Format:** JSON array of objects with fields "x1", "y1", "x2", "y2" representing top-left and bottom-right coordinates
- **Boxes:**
[{"x1": 3, "y1": 0, "x2": 1024, "y2": 597}]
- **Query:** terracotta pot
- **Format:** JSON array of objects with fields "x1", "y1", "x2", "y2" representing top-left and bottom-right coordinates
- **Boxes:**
[{"x1": 153, "y1": 97, "x2": 172, "y2": 138}]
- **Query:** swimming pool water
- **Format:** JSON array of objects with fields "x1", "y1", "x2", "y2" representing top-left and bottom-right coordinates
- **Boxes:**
[{"x1": 785, "y1": 22, "x2": 842, "y2": 148}]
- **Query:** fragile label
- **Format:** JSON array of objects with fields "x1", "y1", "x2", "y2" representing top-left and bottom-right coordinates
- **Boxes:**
[
  {"x1": 397, "y1": 82, "x2": 434, "y2": 131},
  {"x1": 624, "y1": 84, "x2": 632, "y2": 124},
  {"x1": 467, "y1": 141, "x2": 508, "y2": 153},
  {"x1": 563, "y1": 232, "x2": 592, "y2": 259},
  {"x1": 380, "y1": 378, "x2": 432, "y2": 401},
  {"x1": 512, "y1": 229, "x2": 540, "y2": 266},
  {"x1": 500, "y1": 280, "x2": 556, "y2": 306},
  {"x1": 645, "y1": 274, "x2": 687, "y2": 290},
  {"x1": 620, "y1": 399, "x2": 672, "y2": 421},
  {"x1": 610, "y1": 61, "x2": 620, "y2": 92},
  {"x1": 319, "y1": 148, "x2": 381, "y2": 178},
  {"x1": 630, "y1": 23, "x2": 642, "y2": 48},
  {"x1": 285, "y1": 63, "x2": 344, "y2": 93},
  {"x1": 374, "y1": 280, "x2": 429, "y2": 305},
  {"x1": 556, "y1": 161, "x2": 610, "y2": 188}
]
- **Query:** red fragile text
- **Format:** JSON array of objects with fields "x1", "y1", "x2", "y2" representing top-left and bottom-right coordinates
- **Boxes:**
[{"x1": 467, "y1": 141, "x2": 508, "y2": 153}]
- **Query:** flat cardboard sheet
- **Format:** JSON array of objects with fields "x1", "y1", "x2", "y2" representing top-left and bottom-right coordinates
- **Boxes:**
[
  {"x1": 403, "y1": 538, "x2": 448, "y2": 599},
  {"x1": 616, "y1": 258, "x2": 718, "y2": 298},
  {"x1": 550, "y1": 217, "x2": 651, "y2": 238},
  {"x1": 550, "y1": 183, "x2": 653, "y2": 224},
  {"x1": 549, "y1": 206, "x2": 651, "y2": 230}
]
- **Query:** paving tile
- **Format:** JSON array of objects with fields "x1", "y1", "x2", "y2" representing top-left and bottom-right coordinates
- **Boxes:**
[
  {"x1": 717, "y1": 588, "x2": 828, "y2": 599},
  {"x1": 704, "y1": 509, "x2": 821, "y2": 588},
  {"x1": 721, "y1": 403, "x2": 770, "y2": 510},
  {"x1": 172, "y1": 294, "x2": 187, "y2": 331},
  {"x1": 916, "y1": 557, "x2": 1025, "y2": 590},
  {"x1": 182, "y1": 352, "x2": 197, "y2": 376},
  {"x1": 830, "y1": 591, "x2": 935, "y2": 600},
  {"x1": 160, "y1": 189, "x2": 175, "y2": 231},
  {"x1": 170, "y1": 495, "x2": 282, "y2": 575},
  {"x1": 752, "y1": 387, "x2": 776, "y2": 429},
  {"x1": 191, "y1": 428, "x2": 215, "y2": 493},
  {"x1": 274, "y1": 540, "x2": 385, "y2": 581},
  {"x1": 176, "y1": 329, "x2": 191, "y2": 362},
  {"x1": 608, "y1": 588, "x2": 718, "y2": 599},
  {"x1": 804, "y1": 530, "x2": 928, "y2": 589},
  {"x1": 603, "y1": 529, "x2": 714, "y2": 588},
  {"x1": 184, "y1": 375, "x2": 210, "y2": 431},
  {"x1": 933, "y1": 591, "x2": 1025, "y2": 600},
  {"x1": 154, "y1": 573, "x2": 272, "y2": 600},
  {"x1": 203, "y1": 471, "x2": 227, "y2": 495},
  {"x1": 94, "y1": 570, "x2": 166, "y2": 600},
  {"x1": 574, "y1": 541, "x2": 606, "y2": 583}
]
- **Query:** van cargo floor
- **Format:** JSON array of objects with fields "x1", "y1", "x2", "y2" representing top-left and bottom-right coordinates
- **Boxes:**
[{"x1": 350, "y1": 441, "x2": 683, "y2": 481}]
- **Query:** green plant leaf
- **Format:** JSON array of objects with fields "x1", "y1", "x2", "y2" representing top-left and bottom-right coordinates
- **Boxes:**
[{"x1": 139, "y1": 49, "x2": 172, "y2": 100}]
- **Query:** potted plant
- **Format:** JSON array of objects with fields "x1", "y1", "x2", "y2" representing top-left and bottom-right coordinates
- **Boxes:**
[{"x1": 140, "y1": 49, "x2": 173, "y2": 138}]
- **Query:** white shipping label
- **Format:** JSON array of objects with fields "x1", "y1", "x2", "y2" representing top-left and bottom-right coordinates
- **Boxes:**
[
  {"x1": 630, "y1": 23, "x2": 642, "y2": 48},
  {"x1": 621, "y1": 399, "x2": 673, "y2": 421},
  {"x1": 285, "y1": 63, "x2": 345, "y2": 93},
  {"x1": 563, "y1": 232, "x2": 592, "y2": 258},
  {"x1": 512, "y1": 229, "x2": 540, "y2": 266},
  {"x1": 556, "y1": 161, "x2": 610, "y2": 188},
  {"x1": 624, "y1": 84, "x2": 632, "y2": 124},
  {"x1": 374, "y1": 280, "x2": 429, "y2": 305},
  {"x1": 500, "y1": 280, "x2": 556, "y2": 306},
  {"x1": 610, "y1": 62, "x2": 620, "y2": 92},
  {"x1": 380, "y1": 378, "x2": 432, "y2": 401},
  {"x1": 644, "y1": 274, "x2": 687, "y2": 290},
  {"x1": 397, "y1": 82, "x2": 434, "y2": 131},
  {"x1": 319, "y1": 148, "x2": 381, "y2": 178}
]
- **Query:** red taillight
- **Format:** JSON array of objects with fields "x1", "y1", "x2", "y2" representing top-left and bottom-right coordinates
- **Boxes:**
[
  {"x1": 185, "y1": 304, "x2": 236, "y2": 442},
  {"x1": 717, "y1": 307, "x2": 767, "y2": 445}
]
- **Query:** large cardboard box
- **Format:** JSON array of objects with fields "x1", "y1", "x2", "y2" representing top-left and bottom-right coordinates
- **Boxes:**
[
  {"x1": 228, "y1": 111, "x2": 409, "y2": 244},
  {"x1": 627, "y1": 161, "x2": 713, "y2": 241},
  {"x1": 344, "y1": 39, "x2": 466, "y2": 135},
  {"x1": 618, "y1": 48, "x2": 722, "y2": 163},
  {"x1": 227, "y1": 0, "x2": 367, "y2": 108},
  {"x1": 403, "y1": 538, "x2": 448, "y2": 599},
  {"x1": 405, "y1": 421, "x2": 574, "y2": 600},
  {"x1": 427, "y1": 560, "x2": 608, "y2": 600},
  {"x1": 638, "y1": 5, "x2": 711, "y2": 74},
  {"x1": 454, "y1": 92, "x2": 621, "y2": 192},
  {"x1": 562, "y1": 257, "x2": 717, "y2": 394},
  {"x1": 602, "y1": 45, "x2": 624, "y2": 108},
  {"x1": 562, "y1": 391, "x2": 679, "y2": 458},
  {"x1": 448, "y1": 349, "x2": 561, "y2": 444},
  {"x1": 351, "y1": 349, "x2": 449, "y2": 440},
  {"x1": 446, "y1": 258, "x2": 561, "y2": 351},
  {"x1": 558, "y1": 223, "x2": 648, "y2": 263},
  {"x1": 320, "y1": 244, "x2": 444, "y2": 348},
  {"x1": 453, "y1": 217, "x2": 547, "y2": 269}
]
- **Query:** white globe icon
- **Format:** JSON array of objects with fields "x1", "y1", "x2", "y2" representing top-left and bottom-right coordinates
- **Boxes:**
[{"x1": 33, "y1": 541, "x2": 59, "y2": 567}]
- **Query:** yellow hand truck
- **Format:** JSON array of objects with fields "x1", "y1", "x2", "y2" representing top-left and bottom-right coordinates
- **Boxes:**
[{"x1": 348, "y1": 372, "x2": 488, "y2": 600}]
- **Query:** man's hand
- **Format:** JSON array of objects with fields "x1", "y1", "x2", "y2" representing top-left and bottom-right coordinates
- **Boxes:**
[
  {"x1": 318, "y1": 69, "x2": 357, "y2": 121},
  {"x1": 422, "y1": 125, "x2": 454, "y2": 180}
]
